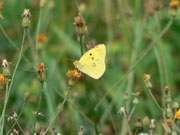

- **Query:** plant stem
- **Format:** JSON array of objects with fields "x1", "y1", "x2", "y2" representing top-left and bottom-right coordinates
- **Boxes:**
[
  {"x1": 101, "y1": 80, "x2": 118, "y2": 135},
  {"x1": 148, "y1": 89, "x2": 163, "y2": 111},
  {"x1": 79, "y1": 34, "x2": 83, "y2": 56},
  {"x1": 6, "y1": 101, "x2": 28, "y2": 135},
  {"x1": 43, "y1": 85, "x2": 71, "y2": 135},
  {"x1": 0, "y1": 78, "x2": 9, "y2": 134},
  {"x1": 0, "y1": 29, "x2": 27, "y2": 134},
  {"x1": 31, "y1": 82, "x2": 44, "y2": 134},
  {"x1": 94, "y1": 19, "x2": 173, "y2": 110},
  {"x1": 128, "y1": 105, "x2": 136, "y2": 121},
  {"x1": 45, "y1": 79, "x2": 94, "y2": 126},
  {"x1": 35, "y1": 7, "x2": 43, "y2": 64}
]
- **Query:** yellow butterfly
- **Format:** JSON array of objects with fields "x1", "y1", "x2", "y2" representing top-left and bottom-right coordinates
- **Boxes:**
[{"x1": 73, "y1": 44, "x2": 106, "y2": 79}]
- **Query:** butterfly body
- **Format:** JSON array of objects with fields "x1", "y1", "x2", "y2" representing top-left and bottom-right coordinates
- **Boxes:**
[{"x1": 74, "y1": 44, "x2": 106, "y2": 79}]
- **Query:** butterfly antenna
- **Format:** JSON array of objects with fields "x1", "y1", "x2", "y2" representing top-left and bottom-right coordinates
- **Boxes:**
[{"x1": 64, "y1": 58, "x2": 74, "y2": 62}]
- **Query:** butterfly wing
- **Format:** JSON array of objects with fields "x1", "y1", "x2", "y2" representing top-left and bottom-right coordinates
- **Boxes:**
[{"x1": 74, "y1": 44, "x2": 106, "y2": 79}]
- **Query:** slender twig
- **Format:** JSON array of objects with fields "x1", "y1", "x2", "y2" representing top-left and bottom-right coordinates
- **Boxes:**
[
  {"x1": 43, "y1": 85, "x2": 71, "y2": 135},
  {"x1": 0, "y1": 29, "x2": 27, "y2": 134},
  {"x1": 148, "y1": 89, "x2": 163, "y2": 111},
  {"x1": 31, "y1": 82, "x2": 44, "y2": 134},
  {"x1": 95, "y1": 19, "x2": 173, "y2": 110}
]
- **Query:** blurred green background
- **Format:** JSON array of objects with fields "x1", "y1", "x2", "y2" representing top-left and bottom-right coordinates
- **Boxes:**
[{"x1": 0, "y1": 0, "x2": 180, "y2": 134}]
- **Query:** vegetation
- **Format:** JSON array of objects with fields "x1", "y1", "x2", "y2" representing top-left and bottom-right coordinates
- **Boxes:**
[{"x1": 0, "y1": 0, "x2": 180, "y2": 134}]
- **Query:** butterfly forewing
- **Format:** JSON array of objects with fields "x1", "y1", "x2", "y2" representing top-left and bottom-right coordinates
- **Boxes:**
[{"x1": 77, "y1": 44, "x2": 106, "y2": 79}]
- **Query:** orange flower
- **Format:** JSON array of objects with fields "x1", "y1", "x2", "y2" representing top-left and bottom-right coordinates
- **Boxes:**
[
  {"x1": 67, "y1": 69, "x2": 82, "y2": 80},
  {"x1": 38, "y1": 34, "x2": 47, "y2": 43},
  {"x1": 0, "y1": 73, "x2": 6, "y2": 86},
  {"x1": 0, "y1": 2, "x2": 3, "y2": 10},
  {"x1": 167, "y1": 119, "x2": 172, "y2": 126},
  {"x1": 0, "y1": 2, "x2": 3, "y2": 19},
  {"x1": 174, "y1": 109, "x2": 180, "y2": 120},
  {"x1": 170, "y1": 0, "x2": 179, "y2": 9}
]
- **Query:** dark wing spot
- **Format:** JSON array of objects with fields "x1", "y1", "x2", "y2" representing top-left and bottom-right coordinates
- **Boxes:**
[
  {"x1": 92, "y1": 57, "x2": 94, "y2": 60},
  {"x1": 89, "y1": 53, "x2": 92, "y2": 56}
]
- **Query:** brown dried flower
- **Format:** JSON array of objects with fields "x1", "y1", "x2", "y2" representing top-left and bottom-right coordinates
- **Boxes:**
[
  {"x1": 165, "y1": 85, "x2": 170, "y2": 93},
  {"x1": 67, "y1": 69, "x2": 82, "y2": 80},
  {"x1": 37, "y1": 63, "x2": 45, "y2": 82}
]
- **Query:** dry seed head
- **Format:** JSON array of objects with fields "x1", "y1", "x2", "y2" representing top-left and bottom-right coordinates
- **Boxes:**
[
  {"x1": 174, "y1": 109, "x2": 180, "y2": 120},
  {"x1": 2, "y1": 59, "x2": 10, "y2": 77},
  {"x1": 74, "y1": 14, "x2": 86, "y2": 35},
  {"x1": 22, "y1": 9, "x2": 31, "y2": 28}
]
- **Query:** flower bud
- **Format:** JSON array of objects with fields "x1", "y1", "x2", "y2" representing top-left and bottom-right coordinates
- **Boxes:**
[
  {"x1": 167, "y1": 107, "x2": 173, "y2": 118},
  {"x1": 24, "y1": 92, "x2": 30, "y2": 101},
  {"x1": 40, "y1": 0, "x2": 46, "y2": 8},
  {"x1": 173, "y1": 100, "x2": 179, "y2": 109},
  {"x1": 22, "y1": 9, "x2": 31, "y2": 28},
  {"x1": 142, "y1": 116, "x2": 150, "y2": 127},
  {"x1": 133, "y1": 97, "x2": 139, "y2": 105}
]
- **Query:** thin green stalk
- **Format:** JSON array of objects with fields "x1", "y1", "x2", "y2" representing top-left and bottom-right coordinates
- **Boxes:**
[
  {"x1": 0, "y1": 29, "x2": 27, "y2": 134},
  {"x1": 7, "y1": 101, "x2": 28, "y2": 135},
  {"x1": 0, "y1": 24, "x2": 18, "y2": 49},
  {"x1": 148, "y1": 89, "x2": 163, "y2": 111},
  {"x1": 45, "y1": 79, "x2": 94, "y2": 126},
  {"x1": 79, "y1": 34, "x2": 83, "y2": 55},
  {"x1": 0, "y1": 78, "x2": 9, "y2": 134},
  {"x1": 0, "y1": 24, "x2": 35, "y2": 71},
  {"x1": 128, "y1": 105, "x2": 136, "y2": 121},
  {"x1": 31, "y1": 82, "x2": 44, "y2": 134},
  {"x1": 101, "y1": 80, "x2": 118, "y2": 135},
  {"x1": 35, "y1": 7, "x2": 43, "y2": 64},
  {"x1": 95, "y1": 19, "x2": 173, "y2": 110},
  {"x1": 43, "y1": 85, "x2": 71, "y2": 135}
]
